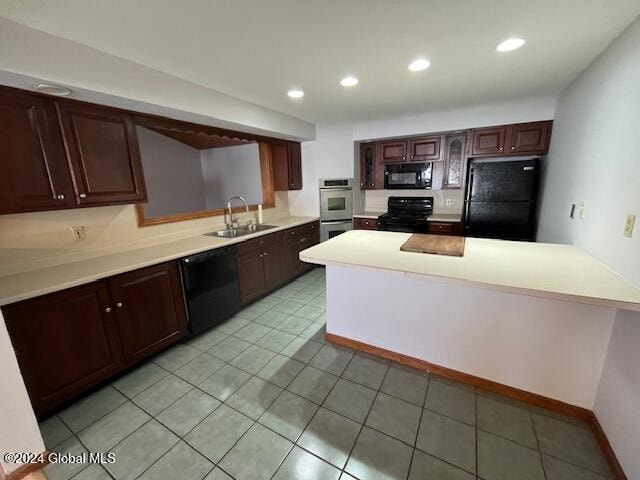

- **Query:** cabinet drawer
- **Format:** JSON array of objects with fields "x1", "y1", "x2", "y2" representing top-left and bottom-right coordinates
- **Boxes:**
[
  {"x1": 353, "y1": 217, "x2": 378, "y2": 230},
  {"x1": 236, "y1": 230, "x2": 284, "y2": 256},
  {"x1": 427, "y1": 222, "x2": 462, "y2": 235}
]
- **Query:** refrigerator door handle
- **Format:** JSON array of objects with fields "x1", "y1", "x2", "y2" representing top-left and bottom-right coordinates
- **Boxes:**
[
  {"x1": 523, "y1": 166, "x2": 535, "y2": 171},
  {"x1": 465, "y1": 168, "x2": 474, "y2": 203}
]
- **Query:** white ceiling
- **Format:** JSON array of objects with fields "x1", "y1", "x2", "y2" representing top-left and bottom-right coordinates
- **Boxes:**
[{"x1": 1, "y1": 0, "x2": 639, "y2": 123}]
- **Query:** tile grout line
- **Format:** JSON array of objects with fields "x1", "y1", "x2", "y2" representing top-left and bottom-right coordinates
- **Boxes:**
[
  {"x1": 337, "y1": 353, "x2": 391, "y2": 479},
  {"x1": 405, "y1": 369, "x2": 432, "y2": 480}
]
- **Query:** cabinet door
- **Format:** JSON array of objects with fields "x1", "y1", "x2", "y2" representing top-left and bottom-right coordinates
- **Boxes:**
[
  {"x1": 379, "y1": 140, "x2": 407, "y2": 163},
  {"x1": 443, "y1": 134, "x2": 467, "y2": 189},
  {"x1": 471, "y1": 126, "x2": 509, "y2": 156},
  {"x1": 263, "y1": 241, "x2": 287, "y2": 290},
  {"x1": 0, "y1": 88, "x2": 75, "y2": 214},
  {"x1": 359, "y1": 143, "x2": 376, "y2": 189},
  {"x1": 285, "y1": 239, "x2": 304, "y2": 278},
  {"x1": 510, "y1": 121, "x2": 551, "y2": 154},
  {"x1": 57, "y1": 101, "x2": 147, "y2": 206},
  {"x1": 3, "y1": 282, "x2": 125, "y2": 416},
  {"x1": 108, "y1": 262, "x2": 187, "y2": 365},
  {"x1": 272, "y1": 141, "x2": 302, "y2": 190},
  {"x1": 287, "y1": 141, "x2": 303, "y2": 190},
  {"x1": 409, "y1": 136, "x2": 442, "y2": 161},
  {"x1": 237, "y1": 251, "x2": 267, "y2": 303}
]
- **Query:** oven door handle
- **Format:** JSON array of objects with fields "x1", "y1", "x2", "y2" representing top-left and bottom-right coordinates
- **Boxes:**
[{"x1": 321, "y1": 220, "x2": 353, "y2": 225}]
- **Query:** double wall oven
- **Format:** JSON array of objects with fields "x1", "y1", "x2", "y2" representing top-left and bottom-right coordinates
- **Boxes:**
[{"x1": 319, "y1": 178, "x2": 353, "y2": 241}]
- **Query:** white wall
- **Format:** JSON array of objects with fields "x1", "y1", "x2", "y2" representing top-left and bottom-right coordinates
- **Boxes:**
[
  {"x1": 537, "y1": 16, "x2": 640, "y2": 478},
  {"x1": 288, "y1": 124, "x2": 355, "y2": 217},
  {"x1": 0, "y1": 311, "x2": 45, "y2": 476},
  {"x1": 201, "y1": 143, "x2": 263, "y2": 210},
  {"x1": 137, "y1": 127, "x2": 207, "y2": 217},
  {"x1": 0, "y1": 18, "x2": 315, "y2": 140},
  {"x1": 353, "y1": 96, "x2": 556, "y2": 141}
]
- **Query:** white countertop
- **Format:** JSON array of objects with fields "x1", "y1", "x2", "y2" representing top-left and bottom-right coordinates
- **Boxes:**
[
  {"x1": 300, "y1": 230, "x2": 640, "y2": 311},
  {"x1": 353, "y1": 212, "x2": 462, "y2": 222},
  {"x1": 0, "y1": 216, "x2": 318, "y2": 306}
]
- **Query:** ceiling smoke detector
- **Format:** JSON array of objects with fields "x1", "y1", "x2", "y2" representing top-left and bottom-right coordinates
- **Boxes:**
[{"x1": 34, "y1": 83, "x2": 72, "y2": 96}]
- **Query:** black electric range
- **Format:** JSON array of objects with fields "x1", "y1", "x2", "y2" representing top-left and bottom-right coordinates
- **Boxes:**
[{"x1": 377, "y1": 196, "x2": 434, "y2": 233}]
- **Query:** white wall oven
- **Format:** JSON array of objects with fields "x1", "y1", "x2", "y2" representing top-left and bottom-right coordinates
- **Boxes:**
[{"x1": 319, "y1": 178, "x2": 353, "y2": 241}]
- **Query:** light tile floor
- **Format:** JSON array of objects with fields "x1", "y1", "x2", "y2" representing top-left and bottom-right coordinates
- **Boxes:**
[{"x1": 38, "y1": 267, "x2": 613, "y2": 480}]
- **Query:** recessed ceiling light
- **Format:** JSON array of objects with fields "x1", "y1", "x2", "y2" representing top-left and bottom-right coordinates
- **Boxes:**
[
  {"x1": 34, "y1": 83, "x2": 72, "y2": 96},
  {"x1": 340, "y1": 76, "x2": 359, "y2": 87},
  {"x1": 408, "y1": 59, "x2": 431, "y2": 72},
  {"x1": 496, "y1": 38, "x2": 525, "y2": 52},
  {"x1": 287, "y1": 89, "x2": 304, "y2": 98}
]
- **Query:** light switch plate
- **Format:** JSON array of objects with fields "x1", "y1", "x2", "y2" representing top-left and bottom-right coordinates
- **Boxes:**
[
  {"x1": 445, "y1": 198, "x2": 453, "y2": 207},
  {"x1": 624, "y1": 214, "x2": 636, "y2": 238},
  {"x1": 578, "y1": 202, "x2": 585, "y2": 220}
]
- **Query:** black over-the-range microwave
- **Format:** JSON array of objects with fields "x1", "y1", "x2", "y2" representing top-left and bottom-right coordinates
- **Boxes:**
[{"x1": 384, "y1": 162, "x2": 433, "y2": 189}]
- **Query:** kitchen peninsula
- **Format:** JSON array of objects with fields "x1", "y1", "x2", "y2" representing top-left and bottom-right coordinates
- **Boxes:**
[{"x1": 300, "y1": 230, "x2": 640, "y2": 412}]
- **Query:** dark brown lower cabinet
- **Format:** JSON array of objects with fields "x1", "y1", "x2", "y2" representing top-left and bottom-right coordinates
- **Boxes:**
[
  {"x1": 285, "y1": 224, "x2": 320, "y2": 278},
  {"x1": 427, "y1": 221, "x2": 463, "y2": 236},
  {"x1": 237, "y1": 250, "x2": 269, "y2": 303},
  {"x1": 237, "y1": 231, "x2": 290, "y2": 303},
  {"x1": 237, "y1": 221, "x2": 319, "y2": 303},
  {"x1": 2, "y1": 261, "x2": 187, "y2": 417},
  {"x1": 108, "y1": 262, "x2": 187, "y2": 365},
  {"x1": 3, "y1": 282, "x2": 126, "y2": 417}
]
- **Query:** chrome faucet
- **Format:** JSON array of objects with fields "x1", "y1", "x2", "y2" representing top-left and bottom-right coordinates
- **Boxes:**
[{"x1": 225, "y1": 195, "x2": 251, "y2": 229}]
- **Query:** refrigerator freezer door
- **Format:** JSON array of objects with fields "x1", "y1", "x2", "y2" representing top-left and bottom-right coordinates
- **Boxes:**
[
  {"x1": 464, "y1": 201, "x2": 536, "y2": 240},
  {"x1": 467, "y1": 159, "x2": 538, "y2": 202}
]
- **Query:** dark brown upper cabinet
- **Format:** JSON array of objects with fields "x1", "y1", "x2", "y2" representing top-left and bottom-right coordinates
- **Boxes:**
[
  {"x1": 379, "y1": 140, "x2": 407, "y2": 163},
  {"x1": 273, "y1": 141, "x2": 302, "y2": 190},
  {"x1": 509, "y1": 121, "x2": 552, "y2": 154},
  {"x1": 471, "y1": 121, "x2": 552, "y2": 157},
  {"x1": 443, "y1": 133, "x2": 468, "y2": 189},
  {"x1": 360, "y1": 142, "x2": 376, "y2": 189},
  {"x1": 408, "y1": 136, "x2": 442, "y2": 162},
  {"x1": 57, "y1": 101, "x2": 147, "y2": 206},
  {"x1": 471, "y1": 126, "x2": 509, "y2": 156},
  {"x1": 0, "y1": 89, "x2": 76, "y2": 214}
]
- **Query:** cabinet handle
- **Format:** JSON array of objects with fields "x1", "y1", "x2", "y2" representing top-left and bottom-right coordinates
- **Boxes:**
[
  {"x1": 56, "y1": 194, "x2": 65, "y2": 200},
  {"x1": 290, "y1": 231, "x2": 295, "y2": 235},
  {"x1": 290, "y1": 183, "x2": 294, "y2": 187},
  {"x1": 79, "y1": 193, "x2": 87, "y2": 198},
  {"x1": 263, "y1": 252, "x2": 268, "y2": 257},
  {"x1": 410, "y1": 155, "x2": 414, "y2": 159},
  {"x1": 105, "y1": 307, "x2": 112, "y2": 313},
  {"x1": 372, "y1": 183, "x2": 375, "y2": 187},
  {"x1": 116, "y1": 302, "x2": 123, "y2": 308},
  {"x1": 511, "y1": 146, "x2": 515, "y2": 150},
  {"x1": 259, "y1": 253, "x2": 263, "y2": 258},
  {"x1": 499, "y1": 147, "x2": 504, "y2": 151},
  {"x1": 402, "y1": 155, "x2": 406, "y2": 160}
]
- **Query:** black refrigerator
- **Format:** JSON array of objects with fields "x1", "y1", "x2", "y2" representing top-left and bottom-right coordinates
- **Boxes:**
[{"x1": 463, "y1": 158, "x2": 539, "y2": 241}]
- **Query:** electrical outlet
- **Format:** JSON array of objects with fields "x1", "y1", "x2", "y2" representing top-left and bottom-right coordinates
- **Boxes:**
[
  {"x1": 71, "y1": 225, "x2": 86, "y2": 240},
  {"x1": 445, "y1": 198, "x2": 453, "y2": 207},
  {"x1": 624, "y1": 214, "x2": 636, "y2": 238},
  {"x1": 578, "y1": 202, "x2": 585, "y2": 220}
]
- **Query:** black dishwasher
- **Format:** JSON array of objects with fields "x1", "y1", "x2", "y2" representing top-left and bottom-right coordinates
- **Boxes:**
[{"x1": 180, "y1": 245, "x2": 242, "y2": 337}]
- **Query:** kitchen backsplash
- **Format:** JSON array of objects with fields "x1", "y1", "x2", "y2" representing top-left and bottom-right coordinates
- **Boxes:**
[
  {"x1": 0, "y1": 191, "x2": 292, "y2": 276},
  {"x1": 363, "y1": 189, "x2": 465, "y2": 213}
]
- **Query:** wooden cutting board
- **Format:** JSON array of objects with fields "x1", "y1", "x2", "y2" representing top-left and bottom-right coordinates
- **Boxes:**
[{"x1": 400, "y1": 234, "x2": 465, "y2": 257}]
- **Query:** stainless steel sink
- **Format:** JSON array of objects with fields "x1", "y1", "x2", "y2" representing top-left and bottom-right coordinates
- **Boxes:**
[{"x1": 204, "y1": 224, "x2": 277, "y2": 238}]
